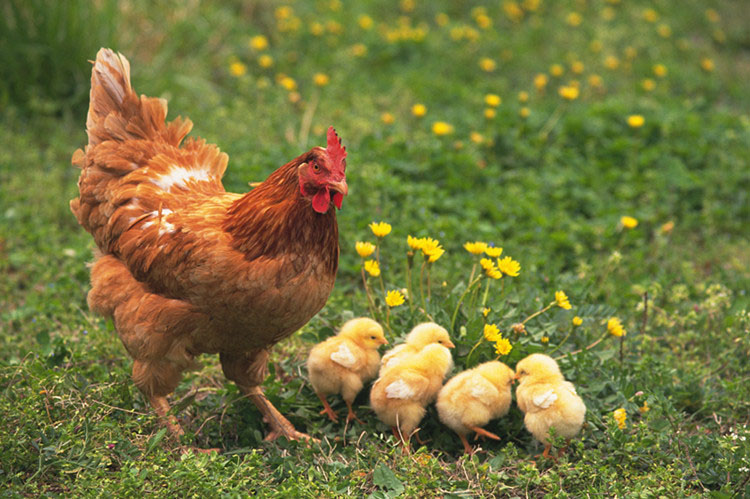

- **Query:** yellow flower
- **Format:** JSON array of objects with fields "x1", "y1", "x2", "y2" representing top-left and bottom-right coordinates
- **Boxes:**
[
  {"x1": 657, "y1": 24, "x2": 672, "y2": 38},
  {"x1": 258, "y1": 55, "x2": 274, "y2": 68},
  {"x1": 432, "y1": 121, "x2": 454, "y2": 136},
  {"x1": 419, "y1": 237, "x2": 441, "y2": 253},
  {"x1": 642, "y1": 8, "x2": 658, "y2": 23},
  {"x1": 555, "y1": 291, "x2": 572, "y2": 310},
  {"x1": 484, "y1": 324, "x2": 501, "y2": 341},
  {"x1": 613, "y1": 408, "x2": 627, "y2": 429},
  {"x1": 249, "y1": 35, "x2": 269, "y2": 51},
  {"x1": 400, "y1": 0, "x2": 415, "y2": 12},
  {"x1": 534, "y1": 73, "x2": 548, "y2": 91},
  {"x1": 482, "y1": 307, "x2": 491, "y2": 318},
  {"x1": 661, "y1": 221, "x2": 675, "y2": 234},
  {"x1": 412, "y1": 104, "x2": 427, "y2": 117},
  {"x1": 653, "y1": 64, "x2": 667, "y2": 78},
  {"x1": 313, "y1": 73, "x2": 330, "y2": 86},
  {"x1": 435, "y1": 13, "x2": 449, "y2": 27},
  {"x1": 423, "y1": 245, "x2": 445, "y2": 262},
  {"x1": 275, "y1": 6, "x2": 293, "y2": 20},
  {"x1": 608, "y1": 317, "x2": 626, "y2": 337},
  {"x1": 381, "y1": 112, "x2": 395, "y2": 125},
  {"x1": 589, "y1": 74, "x2": 603, "y2": 88},
  {"x1": 485, "y1": 94, "x2": 502, "y2": 107},
  {"x1": 310, "y1": 22, "x2": 325, "y2": 36},
  {"x1": 550, "y1": 64, "x2": 564, "y2": 77},
  {"x1": 355, "y1": 241, "x2": 375, "y2": 258},
  {"x1": 479, "y1": 57, "x2": 497, "y2": 72},
  {"x1": 519, "y1": 107, "x2": 530, "y2": 119},
  {"x1": 480, "y1": 258, "x2": 502, "y2": 280},
  {"x1": 494, "y1": 337, "x2": 513, "y2": 356},
  {"x1": 627, "y1": 115, "x2": 645, "y2": 128},
  {"x1": 640, "y1": 401, "x2": 650, "y2": 413},
  {"x1": 705, "y1": 8, "x2": 720, "y2": 23},
  {"x1": 279, "y1": 77, "x2": 297, "y2": 91},
  {"x1": 701, "y1": 58, "x2": 715, "y2": 72},
  {"x1": 566, "y1": 12, "x2": 582, "y2": 27},
  {"x1": 621, "y1": 216, "x2": 639, "y2": 229},
  {"x1": 369, "y1": 221, "x2": 392, "y2": 238},
  {"x1": 518, "y1": 91, "x2": 529, "y2": 103},
  {"x1": 497, "y1": 256, "x2": 521, "y2": 277},
  {"x1": 358, "y1": 15, "x2": 374, "y2": 30},
  {"x1": 385, "y1": 290, "x2": 406, "y2": 307},
  {"x1": 364, "y1": 259, "x2": 380, "y2": 277},
  {"x1": 604, "y1": 55, "x2": 620, "y2": 70},
  {"x1": 470, "y1": 132, "x2": 484, "y2": 144},
  {"x1": 503, "y1": 1, "x2": 524, "y2": 23},
  {"x1": 229, "y1": 61, "x2": 247, "y2": 77},
  {"x1": 558, "y1": 85, "x2": 579, "y2": 101},
  {"x1": 541, "y1": 336, "x2": 549, "y2": 344},
  {"x1": 573, "y1": 316, "x2": 583, "y2": 327},
  {"x1": 351, "y1": 43, "x2": 368, "y2": 57},
  {"x1": 641, "y1": 78, "x2": 656, "y2": 92},
  {"x1": 464, "y1": 241, "x2": 488, "y2": 255},
  {"x1": 484, "y1": 108, "x2": 497, "y2": 119},
  {"x1": 571, "y1": 61, "x2": 584, "y2": 74},
  {"x1": 484, "y1": 246, "x2": 503, "y2": 258}
]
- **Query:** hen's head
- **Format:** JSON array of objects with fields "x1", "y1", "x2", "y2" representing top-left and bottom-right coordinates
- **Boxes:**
[{"x1": 298, "y1": 127, "x2": 348, "y2": 214}]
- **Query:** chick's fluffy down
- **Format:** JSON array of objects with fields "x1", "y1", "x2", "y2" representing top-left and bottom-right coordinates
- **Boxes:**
[
  {"x1": 307, "y1": 318, "x2": 385, "y2": 403},
  {"x1": 379, "y1": 322, "x2": 454, "y2": 376},
  {"x1": 370, "y1": 343, "x2": 453, "y2": 436},
  {"x1": 436, "y1": 361, "x2": 514, "y2": 435}
]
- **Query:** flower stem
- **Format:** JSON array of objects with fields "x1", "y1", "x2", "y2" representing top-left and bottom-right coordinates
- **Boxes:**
[
  {"x1": 522, "y1": 302, "x2": 555, "y2": 326},
  {"x1": 481, "y1": 278, "x2": 492, "y2": 307},
  {"x1": 419, "y1": 260, "x2": 428, "y2": 317},
  {"x1": 465, "y1": 338, "x2": 484, "y2": 368},
  {"x1": 555, "y1": 331, "x2": 608, "y2": 361},
  {"x1": 405, "y1": 254, "x2": 415, "y2": 313},
  {"x1": 548, "y1": 324, "x2": 574, "y2": 355},
  {"x1": 361, "y1": 267, "x2": 378, "y2": 321},
  {"x1": 450, "y1": 275, "x2": 483, "y2": 331}
]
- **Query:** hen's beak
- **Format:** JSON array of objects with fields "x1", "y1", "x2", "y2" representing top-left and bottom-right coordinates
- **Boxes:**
[{"x1": 328, "y1": 179, "x2": 348, "y2": 197}]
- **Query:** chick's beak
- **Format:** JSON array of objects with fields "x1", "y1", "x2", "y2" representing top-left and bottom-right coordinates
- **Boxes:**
[
  {"x1": 513, "y1": 372, "x2": 521, "y2": 381},
  {"x1": 445, "y1": 340, "x2": 456, "y2": 349},
  {"x1": 380, "y1": 338, "x2": 389, "y2": 345}
]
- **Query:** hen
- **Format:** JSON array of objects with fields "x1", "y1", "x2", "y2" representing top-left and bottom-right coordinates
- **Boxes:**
[{"x1": 70, "y1": 49, "x2": 349, "y2": 443}]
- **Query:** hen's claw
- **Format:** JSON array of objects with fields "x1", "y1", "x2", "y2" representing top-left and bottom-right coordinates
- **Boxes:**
[{"x1": 244, "y1": 386, "x2": 319, "y2": 443}]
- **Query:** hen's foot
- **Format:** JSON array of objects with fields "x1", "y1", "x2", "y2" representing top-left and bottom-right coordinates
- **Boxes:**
[
  {"x1": 243, "y1": 386, "x2": 318, "y2": 443},
  {"x1": 148, "y1": 395, "x2": 185, "y2": 437}
]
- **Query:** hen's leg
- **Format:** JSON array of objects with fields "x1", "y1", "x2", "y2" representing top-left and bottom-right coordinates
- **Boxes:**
[
  {"x1": 221, "y1": 350, "x2": 315, "y2": 442},
  {"x1": 132, "y1": 359, "x2": 185, "y2": 437}
]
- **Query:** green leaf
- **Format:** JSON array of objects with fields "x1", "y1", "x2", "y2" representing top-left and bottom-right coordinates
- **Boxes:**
[{"x1": 372, "y1": 464, "x2": 404, "y2": 497}]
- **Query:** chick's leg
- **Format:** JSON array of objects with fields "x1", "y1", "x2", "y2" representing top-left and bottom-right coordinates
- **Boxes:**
[
  {"x1": 344, "y1": 399, "x2": 364, "y2": 424},
  {"x1": 470, "y1": 426, "x2": 501, "y2": 441},
  {"x1": 220, "y1": 350, "x2": 315, "y2": 442},
  {"x1": 459, "y1": 433, "x2": 474, "y2": 454},
  {"x1": 316, "y1": 392, "x2": 339, "y2": 422}
]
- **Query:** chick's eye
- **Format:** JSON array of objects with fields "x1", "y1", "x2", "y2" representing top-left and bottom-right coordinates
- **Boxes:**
[{"x1": 370, "y1": 335, "x2": 376, "y2": 340}]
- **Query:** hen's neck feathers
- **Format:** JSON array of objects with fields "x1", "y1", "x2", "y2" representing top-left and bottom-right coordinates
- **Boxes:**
[{"x1": 223, "y1": 155, "x2": 339, "y2": 273}]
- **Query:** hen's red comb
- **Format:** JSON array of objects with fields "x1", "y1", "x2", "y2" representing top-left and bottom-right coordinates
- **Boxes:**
[{"x1": 326, "y1": 126, "x2": 347, "y2": 173}]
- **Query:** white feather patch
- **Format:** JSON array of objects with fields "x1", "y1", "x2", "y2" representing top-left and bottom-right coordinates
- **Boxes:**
[
  {"x1": 532, "y1": 389, "x2": 558, "y2": 409},
  {"x1": 330, "y1": 343, "x2": 356, "y2": 369},
  {"x1": 470, "y1": 383, "x2": 491, "y2": 399},
  {"x1": 152, "y1": 166, "x2": 211, "y2": 192},
  {"x1": 385, "y1": 379, "x2": 416, "y2": 399}
]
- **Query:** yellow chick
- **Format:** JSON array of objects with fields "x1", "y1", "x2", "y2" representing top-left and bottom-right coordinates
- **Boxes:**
[
  {"x1": 436, "y1": 361, "x2": 515, "y2": 454},
  {"x1": 307, "y1": 318, "x2": 388, "y2": 423},
  {"x1": 370, "y1": 343, "x2": 453, "y2": 450},
  {"x1": 515, "y1": 354, "x2": 586, "y2": 459},
  {"x1": 379, "y1": 322, "x2": 455, "y2": 376}
]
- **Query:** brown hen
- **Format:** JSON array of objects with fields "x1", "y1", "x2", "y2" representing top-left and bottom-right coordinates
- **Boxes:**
[{"x1": 70, "y1": 49, "x2": 348, "y2": 443}]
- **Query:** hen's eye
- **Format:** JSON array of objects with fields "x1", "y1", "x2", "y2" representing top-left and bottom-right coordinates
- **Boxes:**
[{"x1": 312, "y1": 162, "x2": 320, "y2": 173}]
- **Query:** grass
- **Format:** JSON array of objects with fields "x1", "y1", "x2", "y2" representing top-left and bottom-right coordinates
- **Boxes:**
[{"x1": 2, "y1": 0, "x2": 750, "y2": 496}]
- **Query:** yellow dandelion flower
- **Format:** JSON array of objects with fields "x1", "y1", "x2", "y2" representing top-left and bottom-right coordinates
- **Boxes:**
[
  {"x1": 407, "y1": 235, "x2": 423, "y2": 251},
  {"x1": 369, "y1": 221, "x2": 392, "y2": 238},
  {"x1": 436, "y1": 13, "x2": 449, "y2": 27},
  {"x1": 503, "y1": 1, "x2": 524, "y2": 23},
  {"x1": 661, "y1": 221, "x2": 675, "y2": 234},
  {"x1": 275, "y1": 5, "x2": 293, "y2": 20},
  {"x1": 470, "y1": 132, "x2": 484, "y2": 144},
  {"x1": 590, "y1": 40, "x2": 603, "y2": 53},
  {"x1": 250, "y1": 35, "x2": 269, "y2": 51},
  {"x1": 313, "y1": 73, "x2": 330, "y2": 86},
  {"x1": 484, "y1": 108, "x2": 496, "y2": 119},
  {"x1": 604, "y1": 55, "x2": 620, "y2": 70},
  {"x1": 550, "y1": 64, "x2": 564, "y2": 77},
  {"x1": 310, "y1": 22, "x2": 325, "y2": 36},
  {"x1": 464, "y1": 241, "x2": 488, "y2": 255},
  {"x1": 642, "y1": 8, "x2": 658, "y2": 23},
  {"x1": 608, "y1": 317, "x2": 626, "y2": 337},
  {"x1": 476, "y1": 13, "x2": 492, "y2": 29},
  {"x1": 701, "y1": 58, "x2": 715, "y2": 72},
  {"x1": 258, "y1": 55, "x2": 274, "y2": 68},
  {"x1": 555, "y1": 290, "x2": 572, "y2": 310},
  {"x1": 432, "y1": 121, "x2": 454, "y2": 136},
  {"x1": 494, "y1": 337, "x2": 513, "y2": 356},
  {"x1": 364, "y1": 259, "x2": 380, "y2": 277},
  {"x1": 705, "y1": 8, "x2": 720, "y2": 23},
  {"x1": 641, "y1": 78, "x2": 656, "y2": 92},
  {"x1": 484, "y1": 324, "x2": 501, "y2": 341},
  {"x1": 479, "y1": 57, "x2": 497, "y2": 72},
  {"x1": 385, "y1": 290, "x2": 406, "y2": 307},
  {"x1": 621, "y1": 216, "x2": 639, "y2": 229},
  {"x1": 518, "y1": 91, "x2": 529, "y2": 103},
  {"x1": 351, "y1": 43, "x2": 368, "y2": 57},
  {"x1": 358, "y1": 14, "x2": 374, "y2": 30},
  {"x1": 400, "y1": 0, "x2": 415, "y2": 12},
  {"x1": 627, "y1": 115, "x2": 645, "y2": 128},
  {"x1": 355, "y1": 241, "x2": 375, "y2": 258},
  {"x1": 519, "y1": 107, "x2": 530, "y2": 118},
  {"x1": 571, "y1": 61, "x2": 584, "y2": 74},
  {"x1": 484, "y1": 246, "x2": 503, "y2": 258},
  {"x1": 588, "y1": 74, "x2": 603, "y2": 88},
  {"x1": 657, "y1": 24, "x2": 672, "y2": 38},
  {"x1": 613, "y1": 408, "x2": 627, "y2": 429},
  {"x1": 653, "y1": 64, "x2": 667, "y2": 78},
  {"x1": 534, "y1": 73, "x2": 548, "y2": 91},
  {"x1": 558, "y1": 85, "x2": 579, "y2": 101},
  {"x1": 566, "y1": 12, "x2": 582, "y2": 27},
  {"x1": 423, "y1": 245, "x2": 445, "y2": 263},
  {"x1": 229, "y1": 61, "x2": 247, "y2": 77},
  {"x1": 573, "y1": 316, "x2": 583, "y2": 326},
  {"x1": 381, "y1": 112, "x2": 395, "y2": 125},
  {"x1": 412, "y1": 104, "x2": 427, "y2": 117},
  {"x1": 541, "y1": 336, "x2": 549, "y2": 344},
  {"x1": 419, "y1": 237, "x2": 441, "y2": 253},
  {"x1": 485, "y1": 94, "x2": 502, "y2": 107},
  {"x1": 522, "y1": 0, "x2": 540, "y2": 11},
  {"x1": 480, "y1": 258, "x2": 502, "y2": 280},
  {"x1": 640, "y1": 401, "x2": 650, "y2": 413},
  {"x1": 482, "y1": 307, "x2": 491, "y2": 317},
  {"x1": 279, "y1": 76, "x2": 297, "y2": 91},
  {"x1": 497, "y1": 256, "x2": 521, "y2": 277}
]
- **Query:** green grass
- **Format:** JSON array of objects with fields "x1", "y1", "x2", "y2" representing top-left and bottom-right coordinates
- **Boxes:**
[{"x1": 2, "y1": 0, "x2": 750, "y2": 496}]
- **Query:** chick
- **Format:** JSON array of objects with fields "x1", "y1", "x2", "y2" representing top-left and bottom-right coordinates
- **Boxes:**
[
  {"x1": 307, "y1": 318, "x2": 388, "y2": 423},
  {"x1": 436, "y1": 361, "x2": 515, "y2": 454},
  {"x1": 515, "y1": 354, "x2": 586, "y2": 459},
  {"x1": 370, "y1": 343, "x2": 453, "y2": 450},
  {"x1": 379, "y1": 322, "x2": 455, "y2": 376}
]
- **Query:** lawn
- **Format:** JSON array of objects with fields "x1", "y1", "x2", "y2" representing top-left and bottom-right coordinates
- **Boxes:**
[{"x1": 2, "y1": 0, "x2": 750, "y2": 496}]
